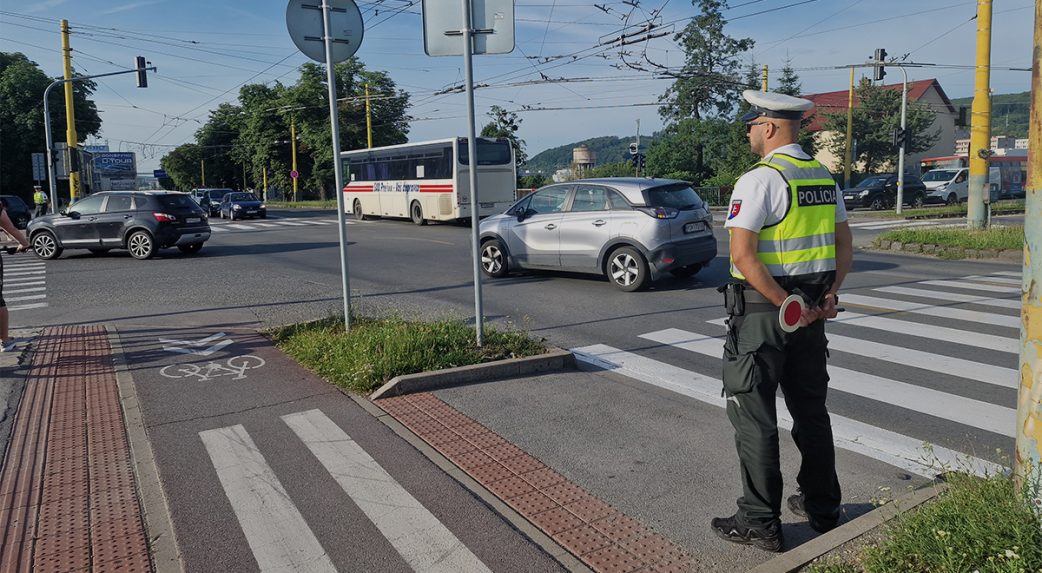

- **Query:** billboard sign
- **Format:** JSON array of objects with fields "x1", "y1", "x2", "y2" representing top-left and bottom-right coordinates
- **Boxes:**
[{"x1": 93, "y1": 152, "x2": 137, "y2": 177}]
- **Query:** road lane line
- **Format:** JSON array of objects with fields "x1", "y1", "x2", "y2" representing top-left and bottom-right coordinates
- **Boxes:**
[
  {"x1": 573, "y1": 344, "x2": 1003, "y2": 478},
  {"x1": 7, "y1": 302, "x2": 47, "y2": 311},
  {"x1": 200, "y1": 424, "x2": 336, "y2": 573},
  {"x1": 873, "y1": 286, "x2": 1021, "y2": 310},
  {"x1": 919, "y1": 280, "x2": 1020, "y2": 294},
  {"x1": 833, "y1": 311, "x2": 1018, "y2": 353},
  {"x1": 283, "y1": 410, "x2": 491, "y2": 573},
  {"x1": 704, "y1": 319, "x2": 1016, "y2": 389},
  {"x1": 842, "y1": 294, "x2": 1019, "y2": 329},
  {"x1": 643, "y1": 328, "x2": 1015, "y2": 438}
]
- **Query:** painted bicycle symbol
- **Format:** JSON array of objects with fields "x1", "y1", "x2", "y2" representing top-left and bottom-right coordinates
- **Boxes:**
[{"x1": 159, "y1": 355, "x2": 266, "y2": 382}]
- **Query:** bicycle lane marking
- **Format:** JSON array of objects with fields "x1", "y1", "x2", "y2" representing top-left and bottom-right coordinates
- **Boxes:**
[{"x1": 159, "y1": 355, "x2": 267, "y2": 382}]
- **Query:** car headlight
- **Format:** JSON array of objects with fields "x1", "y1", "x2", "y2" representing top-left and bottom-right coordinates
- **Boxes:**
[
  {"x1": 233, "y1": 205, "x2": 242, "y2": 210},
  {"x1": 259, "y1": 204, "x2": 266, "y2": 209},
  {"x1": 859, "y1": 190, "x2": 870, "y2": 197}
]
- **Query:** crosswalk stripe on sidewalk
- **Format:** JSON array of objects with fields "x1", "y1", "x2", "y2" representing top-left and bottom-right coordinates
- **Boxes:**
[{"x1": 841, "y1": 293, "x2": 1020, "y2": 328}]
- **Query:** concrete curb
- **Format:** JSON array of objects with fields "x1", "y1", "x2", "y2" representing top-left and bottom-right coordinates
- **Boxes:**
[
  {"x1": 370, "y1": 347, "x2": 576, "y2": 400},
  {"x1": 868, "y1": 239, "x2": 1022, "y2": 262},
  {"x1": 107, "y1": 326, "x2": 184, "y2": 573},
  {"x1": 748, "y1": 482, "x2": 949, "y2": 573}
]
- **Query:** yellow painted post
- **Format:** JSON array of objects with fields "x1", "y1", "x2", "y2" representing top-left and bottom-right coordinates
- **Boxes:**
[
  {"x1": 200, "y1": 159, "x2": 205, "y2": 186},
  {"x1": 365, "y1": 83, "x2": 373, "y2": 149},
  {"x1": 263, "y1": 166, "x2": 268, "y2": 202},
  {"x1": 1014, "y1": 0, "x2": 1041, "y2": 512},
  {"x1": 844, "y1": 66, "x2": 855, "y2": 190},
  {"x1": 291, "y1": 119, "x2": 298, "y2": 202},
  {"x1": 968, "y1": 0, "x2": 993, "y2": 229},
  {"x1": 61, "y1": 20, "x2": 80, "y2": 201},
  {"x1": 761, "y1": 65, "x2": 768, "y2": 92}
]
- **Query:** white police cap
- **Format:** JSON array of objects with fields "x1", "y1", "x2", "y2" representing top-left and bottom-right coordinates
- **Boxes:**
[{"x1": 740, "y1": 89, "x2": 814, "y2": 122}]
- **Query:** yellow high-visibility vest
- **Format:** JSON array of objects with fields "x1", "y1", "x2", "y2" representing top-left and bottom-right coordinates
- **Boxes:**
[
  {"x1": 34, "y1": 190, "x2": 47, "y2": 205},
  {"x1": 730, "y1": 153, "x2": 837, "y2": 280}
]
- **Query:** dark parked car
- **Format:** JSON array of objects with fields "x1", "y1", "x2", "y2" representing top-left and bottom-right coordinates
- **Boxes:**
[
  {"x1": 195, "y1": 188, "x2": 234, "y2": 216},
  {"x1": 218, "y1": 192, "x2": 266, "y2": 220},
  {"x1": 842, "y1": 174, "x2": 927, "y2": 210},
  {"x1": 27, "y1": 191, "x2": 210, "y2": 260},
  {"x1": 0, "y1": 195, "x2": 32, "y2": 229}
]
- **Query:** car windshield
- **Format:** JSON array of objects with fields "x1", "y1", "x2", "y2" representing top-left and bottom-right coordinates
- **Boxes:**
[
  {"x1": 858, "y1": 176, "x2": 890, "y2": 188},
  {"x1": 1, "y1": 196, "x2": 28, "y2": 209},
  {"x1": 208, "y1": 189, "x2": 233, "y2": 198},
  {"x1": 158, "y1": 195, "x2": 203, "y2": 211},
  {"x1": 922, "y1": 170, "x2": 958, "y2": 182},
  {"x1": 642, "y1": 184, "x2": 704, "y2": 210},
  {"x1": 229, "y1": 193, "x2": 257, "y2": 201}
]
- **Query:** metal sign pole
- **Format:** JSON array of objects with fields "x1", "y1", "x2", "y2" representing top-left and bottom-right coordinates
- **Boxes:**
[
  {"x1": 895, "y1": 66, "x2": 908, "y2": 215},
  {"x1": 321, "y1": 0, "x2": 352, "y2": 331},
  {"x1": 461, "y1": 0, "x2": 484, "y2": 346}
]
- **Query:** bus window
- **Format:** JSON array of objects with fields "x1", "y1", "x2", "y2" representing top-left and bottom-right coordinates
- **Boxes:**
[{"x1": 458, "y1": 139, "x2": 512, "y2": 165}]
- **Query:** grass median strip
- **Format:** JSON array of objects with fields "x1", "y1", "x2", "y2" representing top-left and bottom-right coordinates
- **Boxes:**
[
  {"x1": 271, "y1": 316, "x2": 546, "y2": 394},
  {"x1": 877, "y1": 225, "x2": 1024, "y2": 254},
  {"x1": 854, "y1": 199, "x2": 1025, "y2": 220},
  {"x1": 266, "y1": 200, "x2": 338, "y2": 209},
  {"x1": 805, "y1": 472, "x2": 1042, "y2": 573}
]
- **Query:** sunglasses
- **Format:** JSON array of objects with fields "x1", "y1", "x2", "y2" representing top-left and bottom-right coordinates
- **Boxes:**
[{"x1": 745, "y1": 121, "x2": 770, "y2": 134}]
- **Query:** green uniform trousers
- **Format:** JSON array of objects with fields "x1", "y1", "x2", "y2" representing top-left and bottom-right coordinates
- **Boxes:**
[{"x1": 721, "y1": 310, "x2": 841, "y2": 528}]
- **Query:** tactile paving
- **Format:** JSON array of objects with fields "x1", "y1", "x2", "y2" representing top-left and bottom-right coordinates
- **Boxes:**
[{"x1": 376, "y1": 392, "x2": 695, "y2": 572}]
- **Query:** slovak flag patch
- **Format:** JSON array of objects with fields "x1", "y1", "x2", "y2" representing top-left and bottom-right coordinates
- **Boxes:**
[{"x1": 728, "y1": 200, "x2": 742, "y2": 220}]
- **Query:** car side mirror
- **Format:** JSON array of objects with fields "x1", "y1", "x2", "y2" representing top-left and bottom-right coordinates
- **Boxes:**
[
  {"x1": 517, "y1": 208, "x2": 535, "y2": 222},
  {"x1": 64, "y1": 210, "x2": 79, "y2": 219}
]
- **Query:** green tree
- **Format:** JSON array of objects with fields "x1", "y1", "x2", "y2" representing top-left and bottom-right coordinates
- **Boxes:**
[
  {"x1": 585, "y1": 161, "x2": 637, "y2": 178},
  {"x1": 0, "y1": 52, "x2": 102, "y2": 200},
  {"x1": 195, "y1": 102, "x2": 244, "y2": 188},
  {"x1": 480, "y1": 105, "x2": 527, "y2": 167},
  {"x1": 518, "y1": 174, "x2": 549, "y2": 189},
  {"x1": 159, "y1": 143, "x2": 202, "y2": 190},
  {"x1": 776, "y1": 58, "x2": 801, "y2": 97},
  {"x1": 822, "y1": 78, "x2": 938, "y2": 174},
  {"x1": 659, "y1": 0, "x2": 754, "y2": 122}
]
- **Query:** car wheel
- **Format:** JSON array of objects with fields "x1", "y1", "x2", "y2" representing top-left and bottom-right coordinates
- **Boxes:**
[
  {"x1": 88, "y1": 248, "x2": 110, "y2": 255},
  {"x1": 912, "y1": 194, "x2": 925, "y2": 209},
  {"x1": 178, "y1": 243, "x2": 203, "y2": 255},
  {"x1": 353, "y1": 200, "x2": 368, "y2": 221},
  {"x1": 14, "y1": 215, "x2": 28, "y2": 229},
  {"x1": 670, "y1": 264, "x2": 702, "y2": 279},
  {"x1": 230, "y1": 211, "x2": 237, "y2": 221},
  {"x1": 127, "y1": 230, "x2": 156, "y2": 260},
  {"x1": 480, "y1": 239, "x2": 508, "y2": 278},
  {"x1": 946, "y1": 193, "x2": 958, "y2": 206},
  {"x1": 410, "y1": 201, "x2": 426, "y2": 226},
  {"x1": 607, "y1": 246, "x2": 649, "y2": 292},
  {"x1": 31, "y1": 231, "x2": 61, "y2": 260},
  {"x1": 870, "y1": 196, "x2": 885, "y2": 211}
]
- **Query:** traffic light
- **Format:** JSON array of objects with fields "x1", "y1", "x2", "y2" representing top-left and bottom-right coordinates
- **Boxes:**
[
  {"x1": 135, "y1": 56, "x2": 148, "y2": 88},
  {"x1": 629, "y1": 142, "x2": 639, "y2": 155},
  {"x1": 638, "y1": 153, "x2": 646, "y2": 170},
  {"x1": 873, "y1": 48, "x2": 887, "y2": 81},
  {"x1": 892, "y1": 127, "x2": 912, "y2": 149}
]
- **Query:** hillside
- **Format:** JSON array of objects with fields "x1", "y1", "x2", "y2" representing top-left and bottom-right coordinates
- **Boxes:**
[
  {"x1": 950, "y1": 91, "x2": 1030, "y2": 138},
  {"x1": 525, "y1": 133, "x2": 663, "y2": 174}
]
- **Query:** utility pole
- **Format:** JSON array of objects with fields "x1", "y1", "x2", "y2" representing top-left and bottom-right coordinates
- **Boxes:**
[
  {"x1": 291, "y1": 119, "x2": 298, "y2": 201},
  {"x1": 1015, "y1": 0, "x2": 1041, "y2": 514},
  {"x1": 895, "y1": 65, "x2": 909, "y2": 215},
  {"x1": 61, "y1": 20, "x2": 80, "y2": 202},
  {"x1": 762, "y1": 64, "x2": 768, "y2": 92},
  {"x1": 844, "y1": 66, "x2": 855, "y2": 189},
  {"x1": 635, "y1": 118, "x2": 641, "y2": 177},
  {"x1": 968, "y1": 0, "x2": 993, "y2": 229},
  {"x1": 365, "y1": 83, "x2": 373, "y2": 149},
  {"x1": 200, "y1": 159, "x2": 205, "y2": 186}
]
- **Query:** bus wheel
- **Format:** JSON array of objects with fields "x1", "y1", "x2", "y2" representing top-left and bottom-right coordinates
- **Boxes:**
[
  {"x1": 410, "y1": 201, "x2": 427, "y2": 226},
  {"x1": 353, "y1": 200, "x2": 368, "y2": 221}
]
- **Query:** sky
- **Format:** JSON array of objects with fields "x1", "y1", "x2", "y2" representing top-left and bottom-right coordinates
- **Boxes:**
[{"x1": 0, "y1": 0, "x2": 1036, "y2": 174}]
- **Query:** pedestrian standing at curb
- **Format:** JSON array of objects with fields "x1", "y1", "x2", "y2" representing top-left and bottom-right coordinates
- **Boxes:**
[
  {"x1": 710, "y1": 90, "x2": 854, "y2": 552},
  {"x1": 33, "y1": 184, "x2": 49, "y2": 218},
  {"x1": 0, "y1": 197, "x2": 31, "y2": 352}
]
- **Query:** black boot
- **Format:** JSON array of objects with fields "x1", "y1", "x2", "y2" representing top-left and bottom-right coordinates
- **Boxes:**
[
  {"x1": 787, "y1": 494, "x2": 839, "y2": 534},
  {"x1": 710, "y1": 515, "x2": 783, "y2": 552}
]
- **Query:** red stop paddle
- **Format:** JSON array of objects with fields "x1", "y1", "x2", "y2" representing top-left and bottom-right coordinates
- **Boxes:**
[{"x1": 779, "y1": 294, "x2": 806, "y2": 333}]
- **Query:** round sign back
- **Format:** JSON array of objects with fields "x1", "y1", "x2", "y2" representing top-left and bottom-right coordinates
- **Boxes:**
[{"x1": 286, "y1": 0, "x2": 364, "y2": 64}]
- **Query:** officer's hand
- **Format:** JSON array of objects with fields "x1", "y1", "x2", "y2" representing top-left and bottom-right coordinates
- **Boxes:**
[
  {"x1": 820, "y1": 297, "x2": 839, "y2": 320},
  {"x1": 799, "y1": 305, "x2": 824, "y2": 327}
]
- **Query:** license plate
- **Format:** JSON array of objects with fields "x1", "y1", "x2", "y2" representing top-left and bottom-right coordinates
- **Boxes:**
[
  {"x1": 186, "y1": 217, "x2": 201, "y2": 223},
  {"x1": 479, "y1": 202, "x2": 494, "y2": 208},
  {"x1": 843, "y1": 196, "x2": 855, "y2": 201},
  {"x1": 683, "y1": 222, "x2": 704, "y2": 233},
  {"x1": 246, "y1": 210, "x2": 257, "y2": 214}
]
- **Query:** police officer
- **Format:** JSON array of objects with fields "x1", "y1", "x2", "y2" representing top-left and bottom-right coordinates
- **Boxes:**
[
  {"x1": 32, "y1": 185, "x2": 49, "y2": 218},
  {"x1": 710, "y1": 90, "x2": 853, "y2": 552}
]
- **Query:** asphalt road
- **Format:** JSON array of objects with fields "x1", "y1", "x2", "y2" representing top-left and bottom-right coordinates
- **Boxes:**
[{"x1": 3, "y1": 208, "x2": 1022, "y2": 571}]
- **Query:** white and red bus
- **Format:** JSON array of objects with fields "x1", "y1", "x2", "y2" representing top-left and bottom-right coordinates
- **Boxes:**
[
  {"x1": 341, "y1": 137, "x2": 517, "y2": 224},
  {"x1": 920, "y1": 154, "x2": 1027, "y2": 199}
]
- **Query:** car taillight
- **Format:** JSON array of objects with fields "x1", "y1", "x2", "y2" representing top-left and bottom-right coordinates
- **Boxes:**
[
  {"x1": 153, "y1": 212, "x2": 177, "y2": 222},
  {"x1": 638, "y1": 206, "x2": 679, "y2": 219}
]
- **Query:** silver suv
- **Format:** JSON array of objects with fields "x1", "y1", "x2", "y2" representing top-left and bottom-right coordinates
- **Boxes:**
[{"x1": 479, "y1": 178, "x2": 716, "y2": 291}]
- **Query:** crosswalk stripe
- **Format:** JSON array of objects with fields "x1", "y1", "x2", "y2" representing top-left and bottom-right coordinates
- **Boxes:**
[
  {"x1": 842, "y1": 294, "x2": 1019, "y2": 329},
  {"x1": 4, "y1": 287, "x2": 45, "y2": 294},
  {"x1": 573, "y1": 344, "x2": 1003, "y2": 478},
  {"x1": 3, "y1": 270, "x2": 45, "y2": 277},
  {"x1": 873, "y1": 286, "x2": 1021, "y2": 310},
  {"x1": 283, "y1": 410, "x2": 491, "y2": 572},
  {"x1": 962, "y1": 275, "x2": 1021, "y2": 286},
  {"x1": 308, "y1": 220, "x2": 335, "y2": 224},
  {"x1": 3, "y1": 262, "x2": 45, "y2": 268},
  {"x1": 200, "y1": 425, "x2": 336, "y2": 573},
  {"x1": 5, "y1": 294, "x2": 46, "y2": 302},
  {"x1": 919, "y1": 280, "x2": 1020, "y2": 294},
  {"x1": 641, "y1": 329, "x2": 1015, "y2": 438},
  {"x1": 704, "y1": 319, "x2": 1016, "y2": 389},
  {"x1": 3, "y1": 280, "x2": 45, "y2": 287},
  {"x1": 991, "y1": 271, "x2": 1022, "y2": 278},
  {"x1": 835, "y1": 311, "x2": 1018, "y2": 354},
  {"x1": 209, "y1": 226, "x2": 227, "y2": 232},
  {"x1": 224, "y1": 224, "x2": 254, "y2": 230},
  {"x1": 252, "y1": 222, "x2": 279, "y2": 227},
  {"x1": 273, "y1": 221, "x2": 308, "y2": 226},
  {"x1": 7, "y1": 302, "x2": 47, "y2": 311}
]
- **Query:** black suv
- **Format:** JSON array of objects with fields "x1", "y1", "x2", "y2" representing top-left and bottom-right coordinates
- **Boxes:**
[
  {"x1": 842, "y1": 174, "x2": 928, "y2": 210},
  {"x1": 0, "y1": 195, "x2": 32, "y2": 229},
  {"x1": 27, "y1": 191, "x2": 211, "y2": 260}
]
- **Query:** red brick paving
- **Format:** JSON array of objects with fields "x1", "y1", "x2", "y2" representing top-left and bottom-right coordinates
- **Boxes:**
[
  {"x1": 0, "y1": 326, "x2": 152, "y2": 572},
  {"x1": 379, "y1": 392, "x2": 696, "y2": 573}
]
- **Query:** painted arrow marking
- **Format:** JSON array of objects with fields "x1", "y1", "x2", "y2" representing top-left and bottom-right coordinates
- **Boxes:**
[{"x1": 161, "y1": 332, "x2": 233, "y2": 356}]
